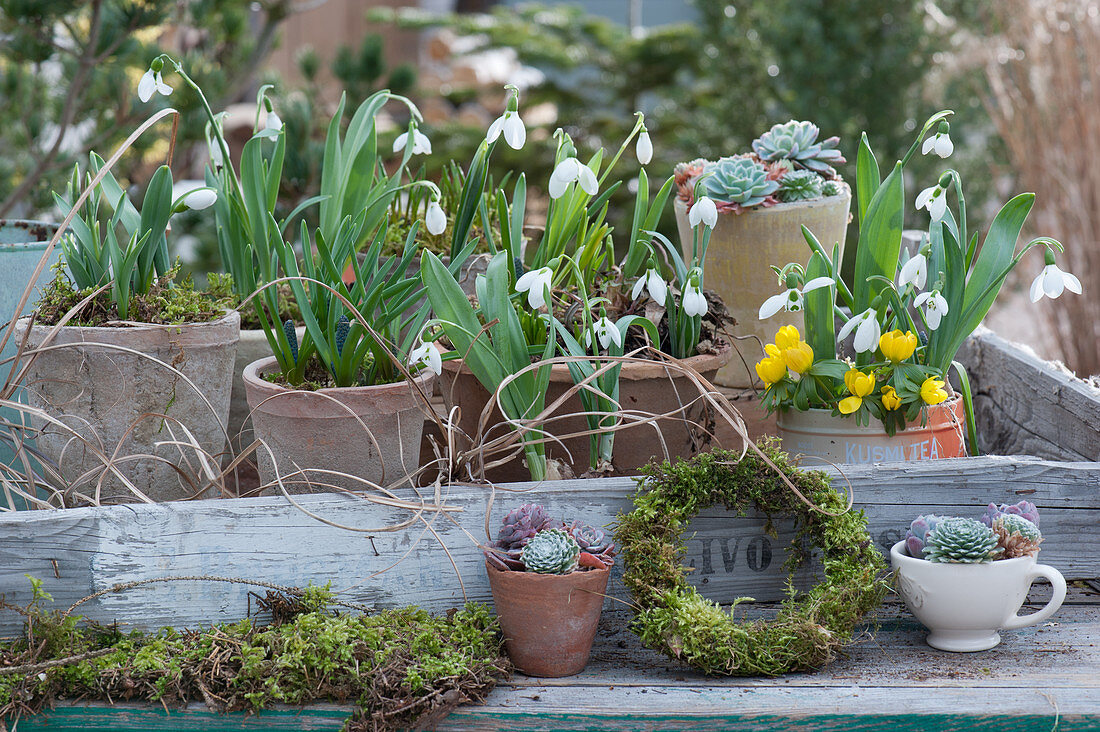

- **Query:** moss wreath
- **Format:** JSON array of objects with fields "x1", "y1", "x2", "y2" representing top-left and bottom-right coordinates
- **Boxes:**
[{"x1": 614, "y1": 438, "x2": 889, "y2": 676}]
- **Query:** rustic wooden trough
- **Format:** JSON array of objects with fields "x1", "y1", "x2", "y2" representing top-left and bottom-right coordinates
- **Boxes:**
[{"x1": 0, "y1": 329, "x2": 1097, "y2": 730}]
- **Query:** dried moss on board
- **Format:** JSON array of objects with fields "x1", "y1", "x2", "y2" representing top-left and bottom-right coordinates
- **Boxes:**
[
  {"x1": 615, "y1": 438, "x2": 889, "y2": 676},
  {"x1": 0, "y1": 580, "x2": 510, "y2": 731}
]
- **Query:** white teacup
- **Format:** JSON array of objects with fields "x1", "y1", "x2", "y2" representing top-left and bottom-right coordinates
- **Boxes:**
[{"x1": 890, "y1": 540, "x2": 1066, "y2": 652}]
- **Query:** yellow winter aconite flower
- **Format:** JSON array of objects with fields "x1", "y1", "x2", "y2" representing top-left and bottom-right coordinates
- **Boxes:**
[
  {"x1": 764, "y1": 343, "x2": 782, "y2": 358},
  {"x1": 839, "y1": 368, "x2": 876, "y2": 414},
  {"x1": 878, "y1": 329, "x2": 918, "y2": 363},
  {"x1": 783, "y1": 341, "x2": 814, "y2": 374},
  {"x1": 774, "y1": 325, "x2": 802, "y2": 351},
  {"x1": 755, "y1": 355, "x2": 787, "y2": 387},
  {"x1": 920, "y1": 376, "x2": 949, "y2": 405},
  {"x1": 881, "y1": 385, "x2": 902, "y2": 410}
]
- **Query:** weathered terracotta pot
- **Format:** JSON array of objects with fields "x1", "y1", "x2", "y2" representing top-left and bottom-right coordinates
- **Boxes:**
[
  {"x1": 777, "y1": 396, "x2": 967, "y2": 465},
  {"x1": 15, "y1": 311, "x2": 240, "y2": 503},
  {"x1": 486, "y1": 562, "x2": 609, "y2": 677},
  {"x1": 674, "y1": 192, "x2": 851, "y2": 387},
  {"x1": 243, "y1": 355, "x2": 435, "y2": 492},
  {"x1": 439, "y1": 342, "x2": 733, "y2": 481}
]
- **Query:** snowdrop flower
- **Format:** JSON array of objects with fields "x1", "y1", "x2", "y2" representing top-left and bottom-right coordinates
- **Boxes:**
[
  {"x1": 586, "y1": 316, "x2": 623, "y2": 350},
  {"x1": 138, "y1": 62, "x2": 172, "y2": 103},
  {"x1": 897, "y1": 250, "x2": 928, "y2": 290},
  {"x1": 409, "y1": 341, "x2": 442, "y2": 376},
  {"x1": 636, "y1": 128, "x2": 653, "y2": 166},
  {"x1": 254, "y1": 104, "x2": 283, "y2": 139},
  {"x1": 682, "y1": 270, "x2": 707, "y2": 317},
  {"x1": 758, "y1": 276, "x2": 833, "y2": 319},
  {"x1": 393, "y1": 123, "x2": 432, "y2": 155},
  {"x1": 688, "y1": 196, "x2": 718, "y2": 229},
  {"x1": 914, "y1": 290, "x2": 949, "y2": 330},
  {"x1": 922, "y1": 121, "x2": 953, "y2": 159},
  {"x1": 630, "y1": 267, "x2": 667, "y2": 307},
  {"x1": 1029, "y1": 249, "x2": 1082, "y2": 302},
  {"x1": 837, "y1": 308, "x2": 882, "y2": 353},
  {"x1": 182, "y1": 188, "x2": 217, "y2": 210},
  {"x1": 548, "y1": 157, "x2": 598, "y2": 199},
  {"x1": 915, "y1": 175, "x2": 951, "y2": 221},
  {"x1": 425, "y1": 198, "x2": 447, "y2": 236},
  {"x1": 486, "y1": 85, "x2": 526, "y2": 150},
  {"x1": 515, "y1": 266, "x2": 554, "y2": 309},
  {"x1": 209, "y1": 140, "x2": 224, "y2": 168}
]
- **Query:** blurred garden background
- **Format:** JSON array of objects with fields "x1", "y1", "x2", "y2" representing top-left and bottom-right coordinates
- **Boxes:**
[{"x1": 2, "y1": 0, "x2": 1096, "y2": 377}]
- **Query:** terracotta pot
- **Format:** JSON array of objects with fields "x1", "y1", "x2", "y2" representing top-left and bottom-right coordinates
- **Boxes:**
[
  {"x1": 242, "y1": 355, "x2": 435, "y2": 492},
  {"x1": 485, "y1": 561, "x2": 609, "y2": 677},
  {"x1": 891, "y1": 541, "x2": 1066, "y2": 652},
  {"x1": 227, "y1": 326, "x2": 305, "y2": 455},
  {"x1": 776, "y1": 396, "x2": 967, "y2": 465},
  {"x1": 440, "y1": 342, "x2": 733, "y2": 481},
  {"x1": 15, "y1": 311, "x2": 240, "y2": 503},
  {"x1": 674, "y1": 192, "x2": 852, "y2": 387}
]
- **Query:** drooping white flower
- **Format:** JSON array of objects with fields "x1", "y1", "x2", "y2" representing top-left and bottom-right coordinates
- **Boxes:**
[
  {"x1": 209, "y1": 140, "x2": 225, "y2": 169},
  {"x1": 630, "y1": 267, "x2": 667, "y2": 307},
  {"x1": 1029, "y1": 262, "x2": 1082, "y2": 302},
  {"x1": 915, "y1": 184, "x2": 948, "y2": 221},
  {"x1": 914, "y1": 290, "x2": 949, "y2": 330},
  {"x1": 585, "y1": 316, "x2": 623, "y2": 350},
  {"x1": 425, "y1": 200, "x2": 447, "y2": 236},
  {"x1": 922, "y1": 131, "x2": 954, "y2": 159},
  {"x1": 393, "y1": 125, "x2": 431, "y2": 155},
  {"x1": 837, "y1": 308, "x2": 882, "y2": 353},
  {"x1": 548, "y1": 157, "x2": 598, "y2": 199},
  {"x1": 138, "y1": 67, "x2": 172, "y2": 103},
  {"x1": 688, "y1": 196, "x2": 718, "y2": 229},
  {"x1": 183, "y1": 188, "x2": 217, "y2": 210},
  {"x1": 409, "y1": 341, "x2": 442, "y2": 376},
  {"x1": 636, "y1": 130, "x2": 653, "y2": 165},
  {"x1": 486, "y1": 85, "x2": 526, "y2": 150},
  {"x1": 263, "y1": 110, "x2": 283, "y2": 136},
  {"x1": 682, "y1": 271, "x2": 708, "y2": 317},
  {"x1": 515, "y1": 266, "x2": 554, "y2": 309},
  {"x1": 897, "y1": 251, "x2": 928, "y2": 290},
  {"x1": 758, "y1": 276, "x2": 834, "y2": 320}
]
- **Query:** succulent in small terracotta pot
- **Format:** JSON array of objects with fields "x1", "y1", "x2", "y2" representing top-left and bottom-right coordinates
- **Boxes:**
[{"x1": 483, "y1": 504, "x2": 616, "y2": 677}]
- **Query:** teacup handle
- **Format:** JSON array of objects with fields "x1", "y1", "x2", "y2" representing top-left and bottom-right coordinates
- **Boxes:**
[{"x1": 1002, "y1": 563, "x2": 1067, "y2": 630}]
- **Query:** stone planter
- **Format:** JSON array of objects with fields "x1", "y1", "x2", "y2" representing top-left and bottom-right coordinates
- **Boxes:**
[
  {"x1": 1, "y1": 219, "x2": 59, "y2": 483},
  {"x1": 439, "y1": 342, "x2": 733, "y2": 481},
  {"x1": 14, "y1": 311, "x2": 240, "y2": 503},
  {"x1": 242, "y1": 355, "x2": 435, "y2": 493},
  {"x1": 485, "y1": 561, "x2": 608, "y2": 677},
  {"x1": 890, "y1": 541, "x2": 1066, "y2": 652},
  {"x1": 674, "y1": 192, "x2": 851, "y2": 387},
  {"x1": 777, "y1": 396, "x2": 967, "y2": 465}
]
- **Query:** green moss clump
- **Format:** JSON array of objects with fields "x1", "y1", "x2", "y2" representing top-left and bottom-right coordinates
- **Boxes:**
[
  {"x1": 615, "y1": 438, "x2": 889, "y2": 676},
  {"x1": 0, "y1": 581, "x2": 509, "y2": 732},
  {"x1": 35, "y1": 262, "x2": 223, "y2": 327}
]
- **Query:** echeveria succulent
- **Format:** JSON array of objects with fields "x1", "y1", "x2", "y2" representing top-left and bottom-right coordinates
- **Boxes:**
[
  {"x1": 992, "y1": 514, "x2": 1043, "y2": 559},
  {"x1": 924, "y1": 517, "x2": 1002, "y2": 563},
  {"x1": 521, "y1": 528, "x2": 581, "y2": 574},
  {"x1": 752, "y1": 120, "x2": 846, "y2": 175},
  {"x1": 905, "y1": 514, "x2": 945, "y2": 557},
  {"x1": 497, "y1": 503, "x2": 559, "y2": 550},
  {"x1": 700, "y1": 156, "x2": 779, "y2": 208},
  {"x1": 980, "y1": 501, "x2": 1039, "y2": 528},
  {"x1": 565, "y1": 520, "x2": 617, "y2": 568},
  {"x1": 776, "y1": 169, "x2": 823, "y2": 202}
]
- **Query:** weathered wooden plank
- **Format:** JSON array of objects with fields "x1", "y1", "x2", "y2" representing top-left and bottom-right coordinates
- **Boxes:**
[
  {"x1": 0, "y1": 458, "x2": 1094, "y2": 636},
  {"x1": 959, "y1": 328, "x2": 1100, "y2": 461}
]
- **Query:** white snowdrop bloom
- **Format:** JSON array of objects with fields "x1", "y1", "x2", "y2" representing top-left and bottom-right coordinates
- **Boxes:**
[
  {"x1": 630, "y1": 267, "x2": 667, "y2": 307},
  {"x1": 837, "y1": 308, "x2": 882, "y2": 353},
  {"x1": 897, "y1": 251, "x2": 928, "y2": 290},
  {"x1": 515, "y1": 266, "x2": 554, "y2": 309},
  {"x1": 758, "y1": 276, "x2": 833, "y2": 319},
  {"x1": 409, "y1": 341, "x2": 442, "y2": 376},
  {"x1": 138, "y1": 68, "x2": 172, "y2": 103},
  {"x1": 922, "y1": 130, "x2": 953, "y2": 158},
  {"x1": 914, "y1": 290, "x2": 950, "y2": 330},
  {"x1": 915, "y1": 184, "x2": 948, "y2": 221},
  {"x1": 183, "y1": 188, "x2": 217, "y2": 210},
  {"x1": 548, "y1": 157, "x2": 598, "y2": 199},
  {"x1": 1029, "y1": 262, "x2": 1082, "y2": 302},
  {"x1": 636, "y1": 130, "x2": 653, "y2": 165},
  {"x1": 688, "y1": 196, "x2": 718, "y2": 229},
  {"x1": 586, "y1": 316, "x2": 623, "y2": 350},
  {"x1": 393, "y1": 126, "x2": 432, "y2": 155},
  {"x1": 425, "y1": 200, "x2": 447, "y2": 236}
]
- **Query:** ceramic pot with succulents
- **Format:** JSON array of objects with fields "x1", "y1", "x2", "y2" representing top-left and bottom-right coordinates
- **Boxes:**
[
  {"x1": 892, "y1": 502, "x2": 1066, "y2": 652},
  {"x1": 673, "y1": 121, "x2": 852, "y2": 387},
  {"x1": 483, "y1": 504, "x2": 616, "y2": 677}
]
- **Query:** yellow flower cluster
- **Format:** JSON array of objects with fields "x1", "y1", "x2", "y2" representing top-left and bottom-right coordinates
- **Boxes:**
[
  {"x1": 878, "y1": 330, "x2": 918, "y2": 363},
  {"x1": 838, "y1": 368, "x2": 875, "y2": 414},
  {"x1": 920, "y1": 376, "x2": 948, "y2": 405},
  {"x1": 755, "y1": 326, "x2": 813, "y2": 387}
]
